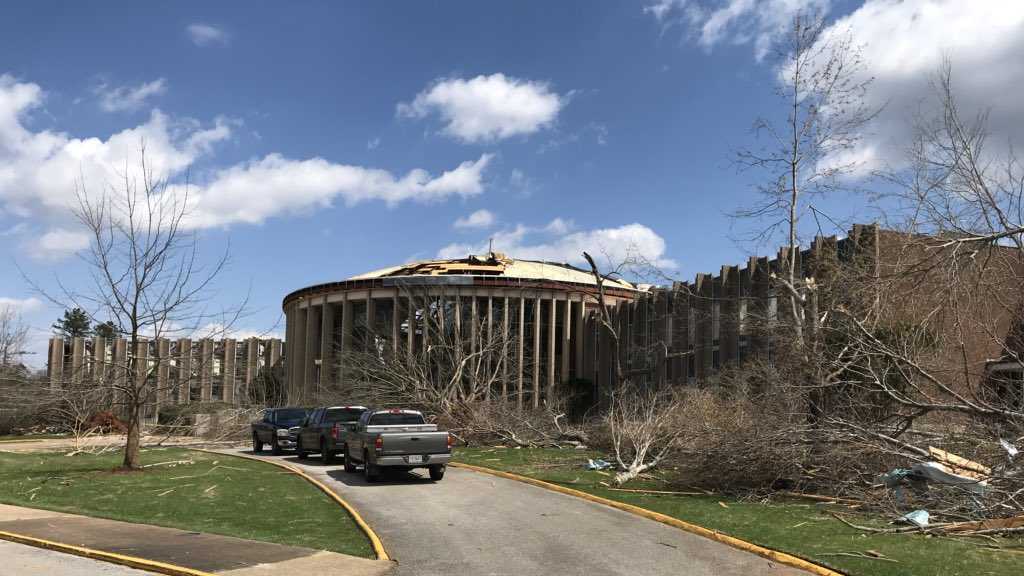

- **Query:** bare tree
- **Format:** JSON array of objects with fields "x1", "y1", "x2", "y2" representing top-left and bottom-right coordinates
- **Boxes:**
[
  {"x1": 605, "y1": 380, "x2": 684, "y2": 485},
  {"x1": 44, "y1": 144, "x2": 240, "y2": 469},
  {"x1": 733, "y1": 11, "x2": 876, "y2": 347},
  {"x1": 0, "y1": 305, "x2": 30, "y2": 369}
]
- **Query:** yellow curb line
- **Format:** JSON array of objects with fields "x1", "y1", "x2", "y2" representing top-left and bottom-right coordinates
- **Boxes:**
[
  {"x1": 0, "y1": 529, "x2": 215, "y2": 576},
  {"x1": 450, "y1": 462, "x2": 845, "y2": 576},
  {"x1": 198, "y1": 449, "x2": 390, "y2": 562}
]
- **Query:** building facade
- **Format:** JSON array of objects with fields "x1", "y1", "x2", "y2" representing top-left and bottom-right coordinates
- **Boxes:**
[
  {"x1": 282, "y1": 253, "x2": 640, "y2": 406},
  {"x1": 46, "y1": 335, "x2": 284, "y2": 412}
]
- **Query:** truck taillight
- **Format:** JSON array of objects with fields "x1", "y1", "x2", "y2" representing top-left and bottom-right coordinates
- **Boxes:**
[
  {"x1": 447, "y1": 433, "x2": 454, "y2": 450},
  {"x1": 374, "y1": 436, "x2": 383, "y2": 453},
  {"x1": 331, "y1": 423, "x2": 341, "y2": 440}
]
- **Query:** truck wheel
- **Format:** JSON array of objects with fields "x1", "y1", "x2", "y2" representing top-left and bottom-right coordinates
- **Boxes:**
[
  {"x1": 296, "y1": 439, "x2": 307, "y2": 460},
  {"x1": 343, "y1": 448, "x2": 357, "y2": 473},
  {"x1": 320, "y1": 440, "x2": 333, "y2": 465},
  {"x1": 271, "y1": 436, "x2": 282, "y2": 455},
  {"x1": 252, "y1": 433, "x2": 263, "y2": 454},
  {"x1": 363, "y1": 451, "x2": 379, "y2": 482},
  {"x1": 429, "y1": 464, "x2": 446, "y2": 481}
]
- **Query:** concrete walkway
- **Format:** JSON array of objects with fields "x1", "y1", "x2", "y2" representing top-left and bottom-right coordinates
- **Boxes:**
[
  {"x1": 1, "y1": 539, "x2": 159, "y2": 576},
  {"x1": 0, "y1": 504, "x2": 392, "y2": 576},
  {"x1": 230, "y1": 449, "x2": 809, "y2": 576}
]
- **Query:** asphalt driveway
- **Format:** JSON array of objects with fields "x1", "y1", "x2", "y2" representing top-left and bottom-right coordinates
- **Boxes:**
[{"x1": 230, "y1": 449, "x2": 807, "y2": 576}]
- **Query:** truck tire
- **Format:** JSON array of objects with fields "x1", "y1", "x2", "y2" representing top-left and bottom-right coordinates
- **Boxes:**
[
  {"x1": 429, "y1": 464, "x2": 446, "y2": 481},
  {"x1": 271, "y1": 436, "x2": 282, "y2": 455},
  {"x1": 343, "y1": 448, "x2": 357, "y2": 473},
  {"x1": 252, "y1": 433, "x2": 263, "y2": 454},
  {"x1": 296, "y1": 438, "x2": 307, "y2": 460},
  {"x1": 363, "y1": 451, "x2": 379, "y2": 482},
  {"x1": 320, "y1": 440, "x2": 333, "y2": 465}
]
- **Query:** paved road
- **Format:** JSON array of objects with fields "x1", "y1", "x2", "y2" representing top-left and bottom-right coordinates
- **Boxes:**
[
  {"x1": 232, "y1": 449, "x2": 807, "y2": 576},
  {"x1": 1, "y1": 540, "x2": 157, "y2": 576}
]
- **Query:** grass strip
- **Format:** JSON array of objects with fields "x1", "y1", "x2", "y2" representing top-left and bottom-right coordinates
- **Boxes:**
[{"x1": 0, "y1": 448, "x2": 374, "y2": 558}]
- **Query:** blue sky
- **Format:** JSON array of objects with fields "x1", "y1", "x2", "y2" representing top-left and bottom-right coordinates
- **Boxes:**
[{"x1": 2, "y1": 1, "x2": 1022, "y2": 366}]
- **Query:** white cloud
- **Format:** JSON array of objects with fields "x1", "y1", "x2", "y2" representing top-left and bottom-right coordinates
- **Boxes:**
[
  {"x1": 0, "y1": 296, "x2": 42, "y2": 313},
  {"x1": 438, "y1": 219, "x2": 676, "y2": 269},
  {"x1": 814, "y1": 0, "x2": 1024, "y2": 174},
  {"x1": 398, "y1": 73, "x2": 564, "y2": 143},
  {"x1": 453, "y1": 209, "x2": 496, "y2": 229},
  {"x1": 0, "y1": 75, "x2": 494, "y2": 253},
  {"x1": 367, "y1": 137, "x2": 380, "y2": 150},
  {"x1": 645, "y1": 0, "x2": 831, "y2": 61},
  {"x1": 179, "y1": 153, "x2": 492, "y2": 229},
  {"x1": 187, "y1": 23, "x2": 229, "y2": 46},
  {"x1": 30, "y1": 228, "x2": 90, "y2": 260},
  {"x1": 94, "y1": 78, "x2": 167, "y2": 112}
]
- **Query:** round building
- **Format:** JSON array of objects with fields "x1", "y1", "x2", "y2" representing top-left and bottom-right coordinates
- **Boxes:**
[{"x1": 282, "y1": 252, "x2": 640, "y2": 406}]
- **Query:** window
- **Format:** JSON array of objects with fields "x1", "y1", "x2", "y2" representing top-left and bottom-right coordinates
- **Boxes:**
[
  {"x1": 738, "y1": 299, "x2": 748, "y2": 335},
  {"x1": 767, "y1": 296, "x2": 778, "y2": 322},
  {"x1": 274, "y1": 408, "x2": 309, "y2": 426},
  {"x1": 324, "y1": 408, "x2": 366, "y2": 423},
  {"x1": 687, "y1": 355, "x2": 695, "y2": 379},
  {"x1": 687, "y1": 314, "x2": 695, "y2": 349},
  {"x1": 711, "y1": 302, "x2": 720, "y2": 345},
  {"x1": 369, "y1": 412, "x2": 426, "y2": 426}
]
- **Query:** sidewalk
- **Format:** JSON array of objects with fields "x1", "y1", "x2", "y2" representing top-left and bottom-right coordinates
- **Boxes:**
[{"x1": 0, "y1": 504, "x2": 393, "y2": 576}]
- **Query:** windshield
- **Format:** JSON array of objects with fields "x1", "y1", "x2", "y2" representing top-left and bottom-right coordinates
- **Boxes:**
[
  {"x1": 274, "y1": 408, "x2": 308, "y2": 425},
  {"x1": 324, "y1": 408, "x2": 366, "y2": 423},
  {"x1": 368, "y1": 412, "x2": 426, "y2": 426}
]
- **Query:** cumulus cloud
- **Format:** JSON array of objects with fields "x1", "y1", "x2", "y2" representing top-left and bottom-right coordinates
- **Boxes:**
[
  {"x1": 94, "y1": 78, "x2": 167, "y2": 112},
  {"x1": 453, "y1": 209, "x2": 496, "y2": 229},
  {"x1": 187, "y1": 23, "x2": 229, "y2": 46},
  {"x1": 0, "y1": 296, "x2": 42, "y2": 313},
  {"x1": 0, "y1": 75, "x2": 494, "y2": 255},
  {"x1": 644, "y1": 0, "x2": 831, "y2": 61},
  {"x1": 438, "y1": 219, "x2": 676, "y2": 269},
  {"x1": 398, "y1": 73, "x2": 564, "y2": 143},
  {"x1": 814, "y1": 0, "x2": 1024, "y2": 174},
  {"x1": 30, "y1": 228, "x2": 90, "y2": 260},
  {"x1": 179, "y1": 153, "x2": 492, "y2": 228}
]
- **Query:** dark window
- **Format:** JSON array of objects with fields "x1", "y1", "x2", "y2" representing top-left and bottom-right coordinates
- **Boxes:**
[
  {"x1": 274, "y1": 408, "x2": 308, "y2": 426},
  {"x1": 368, "y1": 412, "x2": 426, "y2": 426},
  {"x1": 712, "y1": 349, "x2": 721, "y2": 370},
  {"x1": 687, "y1": 355, "x2": 695, "y2": 378},
  {"x1": 324, "y1": 408, "x2": 366, "y2": 423}
]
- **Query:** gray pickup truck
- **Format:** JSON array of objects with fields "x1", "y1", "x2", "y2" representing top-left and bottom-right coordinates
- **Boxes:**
[
  {"x1": 343, "y1": 409, "x2": 452, "y2": 482},
  {"x1": 295, "y1": 405, "x2": 367, "y2": 464}
]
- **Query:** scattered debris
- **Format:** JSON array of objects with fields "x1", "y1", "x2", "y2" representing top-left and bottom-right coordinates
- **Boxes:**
[
  {"x1": 941, "y1": 515, "x2": 1024, "y2": 534},
  {"x1": 818, "y1": 551, "x2": 898, "y2": 563},
  {"x1": 1000, "y1": 439, "x2": 1019, "y2": 459},
  {"x1": 898, "y1": 510, "x2": 930, "y2": 528},
  {"x1": 606, "y1": 488, "x2": 706, "y2": 496},
  {"x1": 718, "y1": 501, "x2": 729, "y2": 509},
  {"x1": 586, "y1": 459, "x2": 612, "y2": 471}
]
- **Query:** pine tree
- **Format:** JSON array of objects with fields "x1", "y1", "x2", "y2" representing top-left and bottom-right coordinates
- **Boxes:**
[
  {"x1": 94, "y1": 320, "x2": 118, "y2": 340},
  {"x1": 52, "y1": 308, "x2": 93, "y2": 339}
]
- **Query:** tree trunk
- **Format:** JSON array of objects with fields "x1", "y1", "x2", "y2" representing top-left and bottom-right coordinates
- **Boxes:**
[{"x1": 122, "y1": 400, "x2": 141, "y2": 469}]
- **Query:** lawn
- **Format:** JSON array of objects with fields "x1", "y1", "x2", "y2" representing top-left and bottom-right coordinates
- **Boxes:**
[
  {"x1": 0, "y1": 433, "x2": 68, "y2": 442},
  {"x1": 454, "y1": 446, "x2": 1024, "y2": 576},
  {"x1": 0, "y1": 448, "x2": 374, "y2": 558}
]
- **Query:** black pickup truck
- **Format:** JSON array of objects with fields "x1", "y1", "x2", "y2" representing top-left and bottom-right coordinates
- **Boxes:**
[
  {"x1": 295, "y1": 405, "x2": 368, "y2": 464},
  {"x1": 251, "y1": 407, "x2": 310, "y2": 455}
]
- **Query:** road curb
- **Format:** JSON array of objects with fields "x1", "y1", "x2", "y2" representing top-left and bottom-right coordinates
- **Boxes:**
[
  {"x1": 201, "y1": 449, "x2": 391, "y2": 562},
  {"x1": 450, "y1": 462, "x2": 845, "y2": 576},
  {"x1": 0, "y1": 529, "x2": 216, "y2": 576}
]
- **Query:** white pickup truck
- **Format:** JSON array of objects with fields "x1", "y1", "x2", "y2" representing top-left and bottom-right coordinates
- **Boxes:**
[{"x1": 342, "y1": 409, "x2": 452, "y2": 482}]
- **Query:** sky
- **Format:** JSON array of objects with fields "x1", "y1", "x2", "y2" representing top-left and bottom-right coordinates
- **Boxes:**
[{"x1": 2, "y1": 1, "x2": 1023, "y2": 367}]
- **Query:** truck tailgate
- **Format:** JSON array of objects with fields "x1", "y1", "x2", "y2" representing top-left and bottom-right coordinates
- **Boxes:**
[{"x1": 376, "y1": 430, "x2": 449, "y2": 455}]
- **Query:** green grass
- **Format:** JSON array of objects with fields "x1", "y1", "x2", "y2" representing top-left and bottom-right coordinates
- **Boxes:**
[
  {"x1": 0, "y1": 448, "x2": 374, "y2": 558},
  {"x1": 454, "y1": 447, "x2": 1024, "y2": 576}
]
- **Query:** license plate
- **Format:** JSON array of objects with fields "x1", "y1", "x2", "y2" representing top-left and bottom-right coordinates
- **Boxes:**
[{"x1": 407, "y1": 455, "x2": 423, "y2": 464}]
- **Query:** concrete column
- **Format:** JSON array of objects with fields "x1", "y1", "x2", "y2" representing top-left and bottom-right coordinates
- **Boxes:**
[
  {"x1": 548, "y1": 297, "x2": 556, "y2": 402},
  {"x1": 246, "y1": 337, "x2": 259, "y2": 392},
  {"x1": 502, "y1": 297, "x2": 509, "y2": 400},
  {"x1": 156, "y1": 339, "x2": 170, "y2": 408},
  {"x1": 292, "y1": 305, "x2": 308, "y2": 402},
  {"x1": 113, "y1": 338, "x2": 128, "y2": 407},
  {"x1": 454, "y1": 293, "x2": 462, "y2": 341},
  {"x1": 200, "y1": 339, "x2": 214, "y2": 402},
  {"x1": 561, "y1": 297, "x2": 571, "y2": 384},
  {"x1": 533, "y1": 296, "x2": 541, "y2": 408},
  {"x1": 407, "y1": 295, "x2": 416, "y2": 356},
  {"x1": 223, "y1": 339, "x2": 236, "y2": 404},
  {"x1": 321, "y1": 297, "x2": 335, "y2": 387},
  {"x1": 285, "y1": 305, "x2": 297, "y2": 400},
  {"x1": 573, "y1": 299, "x2": 585, "y2": 382},
  {"x1": 517, "y1": 296, "x2": 525, "y2": 409},
  {"x1": 365, "y1": 292, "x2": 375, "y2": 351},
  {"x1": 304, "y1": 303, "x2": 319, "y2": 399},
  {"x1": 486, "y1": 296, "x2": 493, "y2": 401},
  {"x1": 340, "y1": 296, "x2": 353, "y2": 385},
  {"x1": 71, "y1": 337, "x2": 84, "y2": 384},
  {"x1": 92, "y1": 336, "x2": 106, "y2": 385},
  {"x1": 392, "y1": 295, "x2": 400, "y2": 355},
  {"x1": 176, "y1": 338, "x2": 191, "y2": 404},
  {"x1": 470, "y1": 296, "x2": 478, "y2": 356},
  {"x1": 47, "y1": 337, "x2": 64, "y2": 390}
]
